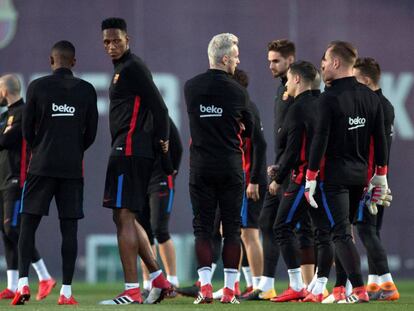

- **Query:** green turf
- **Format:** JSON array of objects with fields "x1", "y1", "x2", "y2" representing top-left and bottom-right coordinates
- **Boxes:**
[{"x1": 0, "y1": 280, "x2": 413, "y2": 310}]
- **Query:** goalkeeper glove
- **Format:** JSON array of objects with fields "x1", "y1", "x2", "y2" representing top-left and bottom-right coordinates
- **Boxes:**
[{"x1": 304, "y1": 170, "x2": 318, "y2": 208}]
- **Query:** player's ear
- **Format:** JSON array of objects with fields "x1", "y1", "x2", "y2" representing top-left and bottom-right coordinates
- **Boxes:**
[
  {"x1": 333, "y1": 58, "x2": 340, "y2": 69},
  {"x1": 71, "y1": 57, "x2": 77, "y2": 68},
  {"x1": 50, "y1": 56, "x2": 54, "y2": 66},
  {"x1": 222, "y1": 54, "x2": 229, "y2": 65},
  {"x1": 294, "y1": 74, "x2": 300, "y2": 84}
]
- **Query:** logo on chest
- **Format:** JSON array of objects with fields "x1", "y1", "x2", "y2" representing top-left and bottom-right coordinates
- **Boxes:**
[
  {"x1": 348, "y1": 116, "x2": 366, "y2": 130},
  {"x1": 113, "y1": 74, "x2": 120, "y2": 84}
]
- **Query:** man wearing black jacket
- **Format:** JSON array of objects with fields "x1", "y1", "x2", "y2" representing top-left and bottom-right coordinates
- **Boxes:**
[
  {"x1": 12, "y1": 41, "x2": 98, "y2": 305},
  {"x1": 0, "y1": 75, "x2": 55, "y2": 302},
  {"x1": 246, "y1": 40, "x2": 295, "y2": 301},
  {"x1": 269, "y1": 61, "x2": 322, "y2": 302},
  {"x1": 185, "y1": 33, "x2": 253, "y2": 304},
  {"x1": 353, "y1": 57, "x2": 398, "y2": 301},
  {"x1": 304, "y1": 41, "x2": 389, "y2": 303},
  {"x1": 100, "y1": 18, "x2": 171, "y2": 305},
  {"x1": 141, "y1": 118, "x2": 183, "y2": 290},
  {"x1": 234, "y1": 69, "x2": 266, "y2": 295}
]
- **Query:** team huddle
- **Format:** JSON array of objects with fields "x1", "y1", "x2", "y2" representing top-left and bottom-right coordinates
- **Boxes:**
[{"x1": 0, "y1": 16, "x2": 397, "y2": 306}]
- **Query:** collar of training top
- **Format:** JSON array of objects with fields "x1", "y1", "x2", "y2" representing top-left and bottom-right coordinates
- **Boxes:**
[
  {"x1": 375, "y1": 88, "x2": 383, "y2": 95},
  {"x1": 113, "y1": 49, "x2": 131, "y2": 66},
  {"x1": 330, "y1": 76, "x2": 357, "y2": 87},
  {"x1": 207, "y1": 68, "x2": 230, "y2": 76},
  {"x1": 294, "y1": 89, "x2": 313, "y2": 101},
  {"x1": 8, "y1": 98, "x2": 24, "y2": 110},
  {"x1": 53, "y1": 67, "x2": 73, "y2": 76}
]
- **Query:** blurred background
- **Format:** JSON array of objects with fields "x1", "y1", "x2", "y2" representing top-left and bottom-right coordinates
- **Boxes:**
[{"x1": 0, "y1": 0, "x2": 413, "y2": 283}]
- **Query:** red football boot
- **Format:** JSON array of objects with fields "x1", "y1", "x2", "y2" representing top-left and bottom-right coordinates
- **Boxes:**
[
  {"x1": 0, "y1": 288, "x2": 15, "y2": 300},
  {"x1": 220, "y1": 287, "x2": 240, "y2": 304},
  {"x1": 58, "y1": 295, "x2": 79, "y2": 305},
  {"x1": 194, "y1": 284, "x2": 213, "y2": 304},
  {"x1": 11, "y1": 286, "x2": 30, "y2": 305},
  {"x1": 271, "y1": 287, "x2": 306, "y2": 302},
  {"x1": 303, "y1": 292, "x2": 324, "y2": 303},
  {"x1": 36, "y1": 278, "x2": 57, "y2": 300}
]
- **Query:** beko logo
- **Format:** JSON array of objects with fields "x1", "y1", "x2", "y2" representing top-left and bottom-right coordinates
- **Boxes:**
[
  {"x1": 52, "y1": 103, "x2": 75, "y2": 117},
  {"x1": 348, "y1": 116, "x2": 366, "y2": 130},
  {"x1": 200, "y1": 104, "x2": 223, "y2": 118}
]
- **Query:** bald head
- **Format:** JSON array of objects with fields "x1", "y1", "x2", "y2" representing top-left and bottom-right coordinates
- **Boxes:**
[{"x1": 0, "y1": 74, "x2": 21, "y2": 96}]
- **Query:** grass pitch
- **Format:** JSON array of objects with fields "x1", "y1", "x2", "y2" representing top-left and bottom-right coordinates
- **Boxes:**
[{"x1": 0, "y1": 280, "x2": 413, "y2": 310}]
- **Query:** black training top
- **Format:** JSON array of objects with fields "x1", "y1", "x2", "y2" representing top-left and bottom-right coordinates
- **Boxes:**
[
  {"x1": 244, "y1": 101, "x2": 267, "y2": 185},
  {"x1": 375, "y1": 89, "x2": 394, "y2": 164},
  {"x1": 0, "y1": 99, "x2": 28, "y2": 189},
  {"x1": 23, "y1": 68, "x2": 98, "y2": 178},
  {"x1": 273, "y1": 76, "x2": 294, "y2": 163},
  {"x1": 148, "y1": 118, "x2": 183, "y2": 193},
  {"x1": 274, "y1": 90, "x2": 317, "y2": 185},
  {"x1": 308, "y1": 77, "x2": 387, "y2": 185},
  {"x1": 185, "y1": 69, "x2": 253, "y2": 173},
  {"x1": 108, "y1": 50, "x2": 169, "y2": 158}
]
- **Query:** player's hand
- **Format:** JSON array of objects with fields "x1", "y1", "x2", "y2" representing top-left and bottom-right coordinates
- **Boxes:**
[
  {"x1": 246, "y1": 183, "x2": 260, "y2": 201},
  {"x1": 269, "y1": 180, "x2": 280, "y2": 196},
  {"x1": 267, "y1": 165, "x2": 278, "y2": 179},
  {"x1": 304, "y1": 170, "x2": 318, "y2": 208},
  {"x1": 364, "y1": 186, "x2": 393, "y2": 215},
  {"x1": 159, "y1": 140, "x2": 169, "y2": 153},
  {"x1": 239, "y1": 121, "x2": 246, "y2": 131},
  {"x1": 366, "y1": 166, "x2": 389, "y2": 214}
]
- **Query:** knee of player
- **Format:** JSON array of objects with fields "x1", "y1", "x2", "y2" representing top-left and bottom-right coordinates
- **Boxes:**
[
  {"x1": 154, "y1": 230, "x2": 170, "y2": 244},
  {"x1": 3, "y1": 223, "x2": 19, "y2": 241}
]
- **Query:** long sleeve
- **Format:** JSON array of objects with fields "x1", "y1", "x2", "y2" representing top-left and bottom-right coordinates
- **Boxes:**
[
  {"x1": 249, "y1": 103, "x2": 267, "y2": 184},
  {"x1": 308, "y1": 95, "x2": 333, "y2": 172},
  {"x1": 373, "y1": 101, "x2": 387, "y2": 167},
  {"x1": 169, "y1": 120, "x2": 183, "y2": 171},
  {"x1": 22, "y1": 83, "x2": 37, "y2": 147},
  {"x1": 126, "y1": 62, "x2": 169, "y2": 141},
  {"x1": 0, "y1": 113, "x2": 22, "y2": 149},
  {"x1": 275, "y1": 106, "x2": 303, "y2": 184},
  {"x1": 83, "y1": 85, "x2": 99, "y2": 150}
]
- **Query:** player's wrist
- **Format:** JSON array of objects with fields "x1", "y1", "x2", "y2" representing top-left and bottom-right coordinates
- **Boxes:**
[
  {"x1": 306, "y1": 169, "x2": 318, "y2": 181},
  {"x1": 375, "y1": 165, "x2": 388, "y2": 176}
]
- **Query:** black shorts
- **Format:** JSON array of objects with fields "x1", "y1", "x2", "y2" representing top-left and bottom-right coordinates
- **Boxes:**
[
  {"x1": 295, "y1": 208, "x2": 315, "y2": 249},
  {"x1": 190, "y1": 169, "x2": 244, "y2": 240},
  {"x1": 21, "y1": 174, "x2": 84, "y2": 219},
  {"x1": 103, "y1": 156, "x2": 153, "y2": 213},
  {"x1": 139, "y1": 186, "x2": 174, "y2": 245},
  {"x1": 241, "y1": 184, "x2": 266, "y2": 228},
  {"x1": 0, "y1": 186, "x2": 22, "y2": 229}
]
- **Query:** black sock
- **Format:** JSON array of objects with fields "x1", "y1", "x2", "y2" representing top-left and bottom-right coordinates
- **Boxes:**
[
  {"x1": 357, "y1": 224, "x2": 389, "y2": 276},
  {"x1": 60, "y1": 219, "x2": 78, "y2": 285},
  {"x1": 18, "y1": 214, "x2": 42, "y2": 277},
  {"x1": 241, "y1": 241, "x2": 249, "y2": 266},
  {"x1": 2, "y1": 232, "x2": 18, "y2": 269},
  {"x1": 262, "y1": 227, "x2": 279, "y2": 277}
]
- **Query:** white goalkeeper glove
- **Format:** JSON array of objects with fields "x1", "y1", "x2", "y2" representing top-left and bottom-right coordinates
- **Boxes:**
[{"x1": 304, "y1": 170, "x2": 318, "y2": 208}]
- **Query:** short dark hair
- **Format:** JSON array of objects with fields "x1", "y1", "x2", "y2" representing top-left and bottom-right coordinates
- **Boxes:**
[
  {"x1": 354, "y1": 57, "x2": 381, "y2": 85},
  {"x1": 289, "y1": 60, "x2": 317, "y2": 83},
  {"x1": 327, "y1": 41, "x2": 358, "y2": 66},
  {"x1": 101, "y1": 17, "x2": 127, "y2": 32},
  {"x1": 51, "y1": 40, "x2": 75, "y2": 64},
  {"x1": 233, "y1": 68, "x2": 249, "y2": 88},
  {"x1": 267, "y1": 39, "x2": 295, "y2": 58}
]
